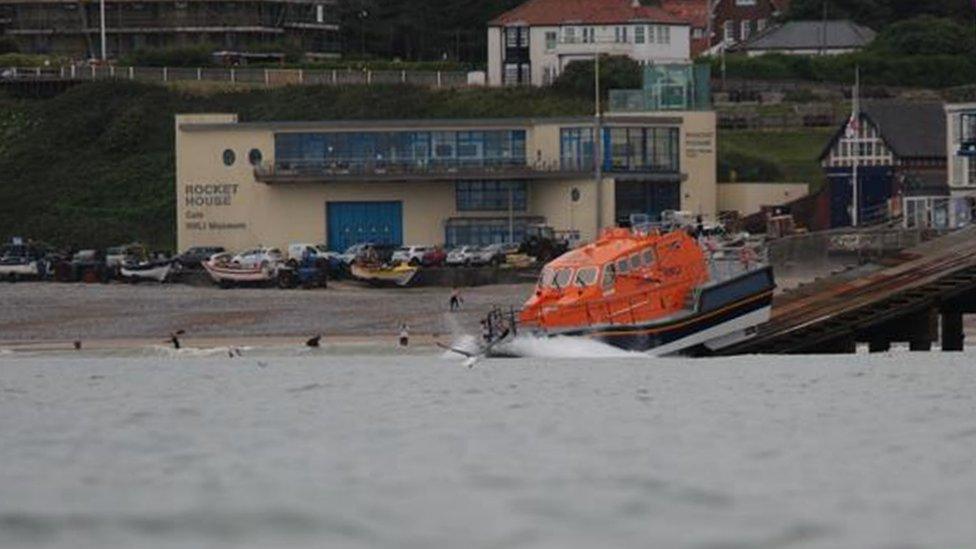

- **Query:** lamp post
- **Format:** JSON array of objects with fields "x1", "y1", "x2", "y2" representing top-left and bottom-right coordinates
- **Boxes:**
[
  {"x1": 99, "y1": 0, "x2": 107, "y2": 61},
  {"x1": 594, "y1": 52, "x2": 603, "y2": 230}
]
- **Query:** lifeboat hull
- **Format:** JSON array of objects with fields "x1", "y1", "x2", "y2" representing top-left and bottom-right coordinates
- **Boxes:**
[{"x1": 529, "y1": 267, "x2": 775, "y2": 357}]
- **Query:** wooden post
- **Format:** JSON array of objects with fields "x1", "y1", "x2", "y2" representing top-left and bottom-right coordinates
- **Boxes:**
[
  {"x1": 230, "y1": 68, "x2": 236, "y2": 83},
  {"x1": 332, "y1": 69, "x2": 337, "y2": 84},
  {"x1": 162, "y1": 67, "x2": 168, "y2": 82},
  {"x1": 941, "y1": 311, "x2": 964, "y2": 352},
  {"x1": 437, "y1": 71, "x2": 442, "y2": 88},
  {"x1": 129, "y1": 66, "x2": 134, "y2": 80},
  {"x1": 197, "y1": 67, "x2": 202, "y2": 80}
]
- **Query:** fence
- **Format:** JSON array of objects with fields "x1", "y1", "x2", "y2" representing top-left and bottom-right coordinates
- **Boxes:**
[{"x1": 0, "y1": 65, "x2": 471, "y2": 89}]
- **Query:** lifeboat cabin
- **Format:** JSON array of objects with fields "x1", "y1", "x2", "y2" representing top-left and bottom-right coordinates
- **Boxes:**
[{"x1": 518, "y1": 226, "x2": 775, "y2": 356}]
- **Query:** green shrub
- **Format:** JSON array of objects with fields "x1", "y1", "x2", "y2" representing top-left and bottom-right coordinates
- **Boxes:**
[
  {"x1": 869, "y1": 16, "x2": 976, "y2": 56},
  {"x1": 714, "y1": 52, "x2": 976, "y2": 88},
  {"x1": 552, "y1": 55, "x2": 642, "y2": 100}
]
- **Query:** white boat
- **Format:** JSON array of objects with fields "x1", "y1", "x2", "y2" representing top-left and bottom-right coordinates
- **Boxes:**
[
  {"x1": 203, "y1": 253, "x2": 277, "y2": 287},
  {"x1": 0, "y1": 260, "x2": 41, "y2": 281},
  {"x1": 120, "y1": 260, "x2": 174, "y2": 283}
]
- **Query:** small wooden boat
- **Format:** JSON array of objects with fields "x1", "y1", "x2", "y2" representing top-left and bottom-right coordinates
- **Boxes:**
[
  {"x1": 351, "y1": 262, "x2": 419, "y2": 287},
  {"x1": 203, "y1": 253, "x2": 277, "y2": 287},
  {"x1": 120, "y1": 260, "x2": 173, "y2": 283}
]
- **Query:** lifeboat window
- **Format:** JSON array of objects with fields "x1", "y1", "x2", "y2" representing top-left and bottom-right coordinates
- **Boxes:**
[
  {"x1": 602, "y1": 264, "x2": 616, "y2": 290},
  {"x1": 616, "y1": 258, "x2": 630, "y2": 274},
  {"x1": 574, "y1": 266, "x2": 598, "y2": 287},
  {"x1": 642, "y1": 248, "x2": 655, "y2": 264},
  {"x1": 553, "y1": 267, "x2": 573, "y2": 289},
  {"x1": 629, "y1": 253, "x2": 642, "y2": 270},
  {"x1": 539, "y1": 267, "x2": 554, "y2": 288}
]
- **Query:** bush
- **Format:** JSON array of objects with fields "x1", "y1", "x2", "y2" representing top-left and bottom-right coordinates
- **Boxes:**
[
  {"x1": 552, "y1": 55, "x2": 642, "y2": 100},
  {"x1": 714, "y1": 52, "x2": 976, "y2": 88},
  {"x1": 0, "y1": 53, "x2": 62, "y2": 68},
  {"x1": 869, "y1": 16, "x2": 976, "y2": 56}
]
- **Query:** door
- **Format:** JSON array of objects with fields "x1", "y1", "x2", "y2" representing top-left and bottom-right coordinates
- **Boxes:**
[{"x1": 326, "y1": 201, "x2": 403, "y2": 252}]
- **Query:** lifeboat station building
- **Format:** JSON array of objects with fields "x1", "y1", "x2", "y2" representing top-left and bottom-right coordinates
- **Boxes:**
[{"x1": 175, "y1": 108, "x2": 716, "y2": 253}]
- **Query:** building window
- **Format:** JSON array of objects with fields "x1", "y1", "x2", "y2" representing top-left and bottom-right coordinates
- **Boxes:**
[
  {"x1": 583, "y1": 27, "x2": 595, "y2": 43},
  {"x1": 222, "y1": 149, "x2": 235, "y2": 166},
  {"x1": 604, "y1": 127, "x2": 679, "y2": 173},
  {"x1": 445, "y1": 218, "x2": 537, "y2": 247},
  {"x1": 740, "y1": 20, "x2": 751, "y2": 41},
  {"x1": 648, "y1": 25, "x2": 656, "y2": 43},
  {"x1": 615, "y1": 26, "x2": 628, "y2": 43},
  {"x1": 274, "y1": 130, "x2": 526, "y2": 171},
  {"x1": 635, "y1": 25, "x2": 645, "y2": 44},
  {"x1": 969, "y1": 158, "x2": 976, "y2": 186},
  {"x1": 563, "y1": 27, "x2": 576, "y2": 44},
  {"x1": 723, "y1": 20, "x2": 735, "y2": 43},
  {"x1": 560, "y1": 127, "x2": 594, "y2": 170},
  {"x1": 456, "y1": 180, "x2": 527, "y2": 212},
  {"x1": 659, "y1": 25, "x2": 670, "y2": 44},
  {"x1": 692, "y1": 28, "x2": 705, "y2": 39},
  {"x1": 545, "y1": 31, "x2": 557, "y2": 50},
  {"x1": 248, "y1": 148, "x2": 262, "y2": 166},
  {"x1": 757, "y1": 18, "x2": 767, "y2": 32},
  {"x1": 736, "y1": 0, "x2": 757, "y2": 4}
]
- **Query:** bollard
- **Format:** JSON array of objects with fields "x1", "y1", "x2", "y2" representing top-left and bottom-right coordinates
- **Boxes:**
[
  {"x1": 163, "y1": 66, "x2": 168, "y2": 82},
  {"x1": 197, "y1": 67, "x2": 202, "y2": 80},
  {"x1": 129, "y1": 66, "x2": 134, "y2": 80},
  {"x1": 230, "y1": 68, "x2": 236, "y2": 83}
]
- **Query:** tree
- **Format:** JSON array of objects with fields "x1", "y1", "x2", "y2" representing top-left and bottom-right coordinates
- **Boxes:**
[
  {"x1": 869, "y1": 16, "x2": 976, "y2": 56},
  {"x1": 551, "y1": 56, "x2": 643, "y2": 101},
  {"x1": 785, "y1": 0, "x2": 970, "y2": 30}
]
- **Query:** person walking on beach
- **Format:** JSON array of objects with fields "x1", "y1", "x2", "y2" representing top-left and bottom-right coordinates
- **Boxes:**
[
  {"x1": 399, "y1": 322, "x2": 410, "y2": 347},
  {"x1": 449, "y1": 286, "x2": 463, "y2": 312}
]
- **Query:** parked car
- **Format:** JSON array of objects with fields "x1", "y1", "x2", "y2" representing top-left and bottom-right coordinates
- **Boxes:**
[
  {"x1": 470, "y1": 243, "x2": 511, "y2": 267},
  {"x1": 339, "y1": 243, "x2": 370, "y2": 265},
  {"x1": 421, "y1": 246, "x2": 448, "y2": 267},
  {"x1": 106, "y1": 243, "x2": 148, "y2": 270},
  {"x1": 176, "y1": 246, "x2": 226, "y2": 269},
  {"x1": 392, "y1": 245, "x2": 430, "y2": 266},
  {"x1": 231, "y1": 247, "x2": 283, "y2": 270},
  {"x1": 446, "y1": 246, "x2": 479, "y2": 267}
]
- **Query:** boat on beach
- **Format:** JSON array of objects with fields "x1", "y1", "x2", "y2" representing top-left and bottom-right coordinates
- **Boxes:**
[
  {"x1": 485, "y1": 221, "x2": 775, "y2": 357},
  {"x1": 202, "y1": 253, "x2": 278, "y2": 287},
  {"x1": 350, "y1": 262, "x2": 419, "y2": 287},
  {"x1": 120, "y1": 260, "x2": 174, "y2": 283},
  {"x1": 0, "y1": 258, "x2": 44, "y2": 281}
]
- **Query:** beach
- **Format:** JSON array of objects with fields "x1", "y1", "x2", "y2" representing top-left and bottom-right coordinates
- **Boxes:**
[{"x1": 0, "y1": 282, "x2": 533, "y2": 349}]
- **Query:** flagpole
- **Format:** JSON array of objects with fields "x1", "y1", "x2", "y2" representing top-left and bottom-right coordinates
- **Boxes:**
[{"x1": 852, "y1": 68, "x2": 859, "y2": 227}]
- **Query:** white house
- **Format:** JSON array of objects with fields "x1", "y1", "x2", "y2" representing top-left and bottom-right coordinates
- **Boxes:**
[{"x1": 487, "y1": 0, "x2": 692, "y2": 87}]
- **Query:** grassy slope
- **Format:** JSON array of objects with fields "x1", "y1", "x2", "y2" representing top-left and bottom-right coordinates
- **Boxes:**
[
  {"x1": 0, "y1": 83, "x2": 590, "y2": 250},
  {"x1": 717, "y1": 128, "x2": 835, "y2": 191}
]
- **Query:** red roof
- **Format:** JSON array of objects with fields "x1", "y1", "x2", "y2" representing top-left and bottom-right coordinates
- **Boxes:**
[
  {"x1": 490, "y1": 0, "x2": 685, "y2": 27},
  {"x1": 658, "y1": 0, "x2": 707, "y2": 28}
]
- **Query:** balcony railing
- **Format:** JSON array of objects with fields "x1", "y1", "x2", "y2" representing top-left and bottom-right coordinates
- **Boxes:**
[{"x1": 254, "y1": 157, "x2": 594, "y2": 183}]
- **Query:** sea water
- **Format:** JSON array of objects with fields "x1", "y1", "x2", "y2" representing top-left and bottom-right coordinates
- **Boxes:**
[{"x1": 1, "y1": 349, "x2": 975, "y2": 548}]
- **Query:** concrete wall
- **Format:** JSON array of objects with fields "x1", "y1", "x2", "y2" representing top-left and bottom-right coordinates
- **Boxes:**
[{"x1": 717, "y1": 182, "x2": 809, "y2": 216}]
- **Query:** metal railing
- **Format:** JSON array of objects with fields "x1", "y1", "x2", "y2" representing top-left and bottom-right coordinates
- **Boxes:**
[
  {"x1": 255, "y1": 157, "x2": 591, "y2": 180},
  {"x1": 0, "y1": 65, "x2": 470, "y2": 89}
]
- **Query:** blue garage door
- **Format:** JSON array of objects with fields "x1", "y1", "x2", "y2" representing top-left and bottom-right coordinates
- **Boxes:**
[{"x1": 326, "y1": 201, "x2": 403, "y2": 252}]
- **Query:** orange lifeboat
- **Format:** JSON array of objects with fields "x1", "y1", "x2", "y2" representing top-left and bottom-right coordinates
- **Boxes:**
[{"x1": 514, "y1": 225, "x2": 775, "y2": 356}]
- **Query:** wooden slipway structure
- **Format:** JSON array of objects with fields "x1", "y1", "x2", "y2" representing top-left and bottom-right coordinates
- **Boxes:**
[{"x1": 716, "y1": 227, "x2": 976, "y2": 355}]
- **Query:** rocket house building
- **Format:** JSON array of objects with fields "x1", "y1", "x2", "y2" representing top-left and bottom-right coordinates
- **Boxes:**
[{"x1": 174, "y1": 67, "x2": 718, "y2": 253}]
